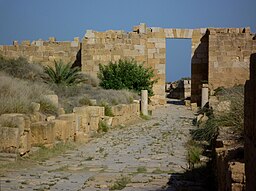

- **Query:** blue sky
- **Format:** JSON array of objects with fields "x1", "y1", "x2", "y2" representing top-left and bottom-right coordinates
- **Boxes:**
[{"x1": 0, "y1": 0, "x2": 255, "y2": 81}]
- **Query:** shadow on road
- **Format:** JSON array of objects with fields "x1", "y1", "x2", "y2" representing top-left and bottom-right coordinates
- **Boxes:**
[
  {"x1": 155, "y1": 161, "x2": 216, "y2": 191},
  {"x1": 166, "y1": 99, "x2": 184, "y2": 105}
]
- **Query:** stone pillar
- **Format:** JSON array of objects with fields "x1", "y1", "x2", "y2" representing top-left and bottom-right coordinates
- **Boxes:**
[
  {"x1": 201, "y1": 84, "x2": 208, "y2": 108},
  {"x1": 141, "y1": 90, "x2": 148, "y2": 116}
]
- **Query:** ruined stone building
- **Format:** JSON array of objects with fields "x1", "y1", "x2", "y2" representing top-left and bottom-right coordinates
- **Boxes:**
[{"x1": 0, "y1": 23, "x2": 256, "y2": 105}]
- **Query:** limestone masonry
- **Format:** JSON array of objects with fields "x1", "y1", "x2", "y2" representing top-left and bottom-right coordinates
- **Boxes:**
[{"x1": 0, "y1": 23, "x2": 256, "y2": 105}]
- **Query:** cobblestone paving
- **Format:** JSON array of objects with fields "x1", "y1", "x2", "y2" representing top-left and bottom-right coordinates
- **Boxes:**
[{"x1": 0, "y1": 104, "x2": 197, "y2": 191}]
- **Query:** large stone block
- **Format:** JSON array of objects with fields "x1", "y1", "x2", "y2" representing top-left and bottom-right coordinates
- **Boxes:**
[
  {"x1": 45, "y1": 94, "x2": 59, "y2": 107},
  {"x1": 53, "y1": 119, "x2": 72, "y2": 142},
  {"x1": 58, "y1": 113, "x2": 76, "y2": 134},
  {"x1": 30, "y1": 121, "x2": 55, "y2": 146},
  {"x1": 0, "y1": 114, "x2": 28, "y2": 135},
  {"x1": 229, "y1": 162, "x2": 245, "y2": 184},
  {"x1": 19, "y1": 131, "x2": 31, "y2": 155},
  {"x1": 0, "y1": 126, "x2": 19, "y2": 153}
]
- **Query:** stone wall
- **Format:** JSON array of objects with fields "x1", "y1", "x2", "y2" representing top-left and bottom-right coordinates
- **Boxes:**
[
  {"x1": 215, "y1": 127, "x2": 245, "y2": 191},
  {"x1": 167, "y1": 80, "x2": 191, "y2": 99},
  {"x1": 82, "y1": 24, "x2": 207, "y2": 105},
  {"x1": 208, "y1": 28, "x2": 256, "y2": 91},
  {"x1": 1, "y1": 24, "x2": 256, "y2": 106},
  {"x1": 0, "y1": 37, "x2": 81, "y2": 67},
  {"x1": 244, "y1": 53, "x2": 256, "y2": 191},
  {"x1": 0, "y1": 102, "x2": 140, "y2": 157}
]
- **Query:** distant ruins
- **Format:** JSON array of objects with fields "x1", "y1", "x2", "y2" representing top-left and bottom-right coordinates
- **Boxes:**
[{"x1": 0, "y1": 23, "x2": 256, "y2": 105}]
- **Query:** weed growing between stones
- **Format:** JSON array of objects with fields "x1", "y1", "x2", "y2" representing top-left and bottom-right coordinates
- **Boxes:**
[
  {"x1": 99, "y1": 102, "x2": 114, "y2": 117},
  {"x1": 136, "y1": 166, "x2": 147, "y2": 173},
  {"x1": 109, "y1": 175, "x2": 131, "y2": 190},
  {"x1": 85, "y1": 156, "x2": 94, "y2": 161},
  {"x1": 186, "y1": 141, "x2": 203, "y2": 169},
  {"x1": 97, "y1": 121, "x2": 109, "y2": 133},
  {"x1": 140, "y1": 113, "x2": 151, "y2": 120}
]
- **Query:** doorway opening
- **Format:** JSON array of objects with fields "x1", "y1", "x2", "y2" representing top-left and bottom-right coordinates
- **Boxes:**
[{"x1": 166, "y1": 39, "x2": 192, "y2": 102}]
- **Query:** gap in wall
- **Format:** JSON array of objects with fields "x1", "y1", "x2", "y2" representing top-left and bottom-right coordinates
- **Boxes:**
[{"x1": 166, "y1": 39, "x2": 192, "y2": 83}]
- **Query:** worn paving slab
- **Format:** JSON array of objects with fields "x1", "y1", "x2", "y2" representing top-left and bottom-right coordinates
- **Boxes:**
[{"x1": 0, "y1": 104, "x2": 198, "y2": 191}]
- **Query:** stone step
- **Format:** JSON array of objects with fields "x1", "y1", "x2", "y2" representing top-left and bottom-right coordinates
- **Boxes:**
[{"x1": 0, "y1": 152, "x2": 17, "y2": 162}]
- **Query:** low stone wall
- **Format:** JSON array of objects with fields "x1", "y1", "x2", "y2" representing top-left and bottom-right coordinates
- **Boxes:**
[
  {"x1": 0, "y1": 102, "x2": 140, "y2": 157},
  {"x1": 215, "y1": 127, "x2": 245, "y2": 191},
  {"x1": 111, "y1": 103, "x2": 140, "y2": 126}
]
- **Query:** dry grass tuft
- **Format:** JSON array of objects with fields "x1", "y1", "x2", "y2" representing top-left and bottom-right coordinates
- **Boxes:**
[{"x1": 0, "y1": 74, "x2": 52, "y2": 115}]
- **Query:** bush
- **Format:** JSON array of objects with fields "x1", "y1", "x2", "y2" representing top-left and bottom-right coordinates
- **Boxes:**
[
  {"x1": 100, "y1": 102, "x2": 114, "y2": 117},
  {"x1": 191, "y1": 119, "x2": 219, "y2": 142},
  {"x1": 98, "y1": 59, "x2": 157, "y2": 96},
  {"x1": 44, "y1": 60, "x2": 86, "y2": 86},
  {"x1": 97, "y1": 121, "x2": 109, "y2": 133},
  {"x1": 187, "y1": 144, "x2": 203, "y2": 169}
]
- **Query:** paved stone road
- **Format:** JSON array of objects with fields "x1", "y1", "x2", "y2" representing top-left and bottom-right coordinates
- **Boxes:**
[{"x1": 0, "y1": 104, "x2": 196, "y2": 191}]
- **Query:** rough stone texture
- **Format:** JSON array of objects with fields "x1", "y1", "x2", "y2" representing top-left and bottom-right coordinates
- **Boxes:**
[
  {"x1": 0, "y1": 126, "x2": 19, "y2": 153},
  {"x1": 0, "y1": 114, "x2": 31, "y2": 155},
  {"x1": 53, "y1": 119, "x2": 72, "y2": 142},
  {"x1": 30, "y1": 121, "x2": 55, "y2": 146},
  {"x1": 73, "y1": 106, "x2": 105, "y2": 135},
  {"x1": 215, "y1": 127, "x2": 245, "y2": 191},
  {"x1": 208, "y1": 28, "x2": 256, "y2": 91},
  {"x1": 45, "y1": 94, "x2": 59, "y2": 107},
  {"x1": 0, "y1": 101, "x2": 140, "y2": 158},
  {"x1": 244, "y1": 53, "x2": 256, "y2": 191},
  {"x1": 111, "y1": 103, "x2": 140, "y2": 126},
  {"x1": 0, "y1": 37, "x2": 81, "y2": 68},
  {"x1": 191, "y1": 29, "x2": 209, "y2": 104}
]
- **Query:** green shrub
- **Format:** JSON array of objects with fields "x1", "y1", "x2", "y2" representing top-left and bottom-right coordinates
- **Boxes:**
[
  {"x1": 187, "y1": 142, "x2": 203, "y2": 169},
  {"x1": 98, "y1": 59, "x2": 157, "y2": 96},
  {"x1": 100, "y1": 102, "x2": 114, "y2": 117},
  {"x1": 191, "y1": 118, "x2": 219, "y2": 142},
  {"x1": 97, "y1": 121, "x2": 109, "y2": 133},
  {"x1": 109, "y1": 176, "x2": 131, "y2": 190},
  {"x1": 137, "y1": 166, "x2": 147, "y2": 173},
  {"x1": 44, "y1": 60, "x2": 86, "y2": 86}
]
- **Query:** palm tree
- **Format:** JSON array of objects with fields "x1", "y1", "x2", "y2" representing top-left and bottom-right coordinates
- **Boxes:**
[{"x1": 44, "y1": 60, "x2": 86, "y2": 86}]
